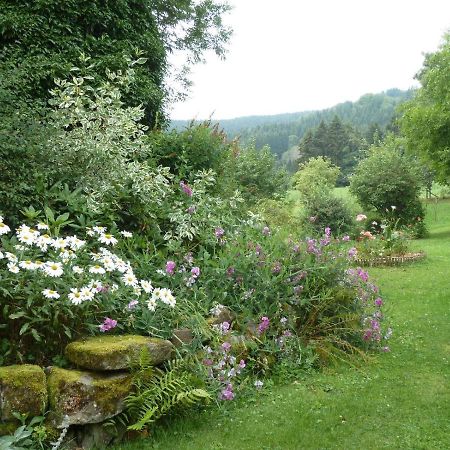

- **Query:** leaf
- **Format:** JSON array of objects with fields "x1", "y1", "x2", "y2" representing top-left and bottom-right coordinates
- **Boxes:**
[
  {"x1": 19, "y1": 323, "x2": 29, "y2": 335},
  {"x1": 9, "y1": 311, "x2": 26, "y2": 319},
  {"x1": 44, "y1": 206, "x2": 55, "y2": 223},
  {"x1": 31, "y1": 328, "x2": 42, "y2": 342}
]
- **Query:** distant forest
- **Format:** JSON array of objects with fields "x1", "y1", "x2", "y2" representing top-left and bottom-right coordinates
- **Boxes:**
[{"x1": 171, "y1": 88, "x2": 413, "y2": 174}]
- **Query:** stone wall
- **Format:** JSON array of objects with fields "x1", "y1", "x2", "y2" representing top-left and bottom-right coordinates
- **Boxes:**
[{"x1": 0, "y1": 335, "x2": 174, "y2": 449}]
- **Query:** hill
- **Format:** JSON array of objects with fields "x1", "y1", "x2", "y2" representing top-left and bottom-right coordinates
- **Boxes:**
[{"x1": 171, "y1": 88, "x2": 413, "y2": 158}]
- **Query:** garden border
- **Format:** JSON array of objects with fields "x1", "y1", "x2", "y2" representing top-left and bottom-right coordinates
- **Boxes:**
[{"x1": 355, "y1": 252, "x2": 426, "y2": 267}]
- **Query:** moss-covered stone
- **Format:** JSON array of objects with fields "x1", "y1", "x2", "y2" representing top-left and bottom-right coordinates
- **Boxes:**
[
  {"x1": 0, "y1": 421, "x2": 18, "y2": 436},
  {"x1": 0, "y1": 365, "x2": 47, "y2": 421},
  {"x1": 65, "y1": 335, "x2": 174, "y2": 370},
  {"x1": 46, "y1": 367, "x2": 133, "y2": 428}
]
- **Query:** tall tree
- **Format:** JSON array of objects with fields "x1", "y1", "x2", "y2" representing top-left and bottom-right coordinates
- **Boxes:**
[
  {"x1": 400, "y1": 32, "x2": 450, "y2": 183},
  {"x1": 0, "y1": 0, "x2": 231, "y2": 126}
]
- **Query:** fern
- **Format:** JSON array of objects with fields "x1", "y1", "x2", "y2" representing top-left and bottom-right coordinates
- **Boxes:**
[{"x1": 110, "y1": 352, "x2": 210, "y2": 433}]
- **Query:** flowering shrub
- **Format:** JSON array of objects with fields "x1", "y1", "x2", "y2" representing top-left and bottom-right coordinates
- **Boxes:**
[{"x1": 0, "y1": 214, "x2": 177, "y2": 364}]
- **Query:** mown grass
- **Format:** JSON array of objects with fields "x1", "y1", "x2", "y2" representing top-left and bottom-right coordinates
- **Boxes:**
[{"x1": 116, "y1": 199, "x2": 450, "y2": 450}]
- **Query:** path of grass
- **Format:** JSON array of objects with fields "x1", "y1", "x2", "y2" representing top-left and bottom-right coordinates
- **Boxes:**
[{"x1": 117, "y1": 200, "x2": 450, "y2": 450}]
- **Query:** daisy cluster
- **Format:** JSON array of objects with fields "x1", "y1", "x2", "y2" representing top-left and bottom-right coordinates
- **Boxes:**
[{"x1": 0, "y1": 219, "x2": 176, "y2": 313}]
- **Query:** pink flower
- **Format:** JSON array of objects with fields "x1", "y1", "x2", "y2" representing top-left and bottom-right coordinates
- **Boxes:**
[
  {"x1": 374, "y1": 297, "x2": 383, "y2": 307},
  {"x1": 180, "y1": 181, "x2": 193, "y2": 197},
  {"x1": 348, "y1": 247, "x2": 358, "y2": 258},
  {"x1": 258, "y1": 316, "x2": 270, "y2": 334},
  {"x1": 191, "y1": 266, "x2": 200, "y2": 278},
  {"x1": 262, "y1": 226, "x2": 271, "y2": 236},
  {"x1": 221, "y1": 342, "x2": 231, "y2": 352},
  {"x1": 166, "y1": 260, "x2": 176, "y2": 275},
  {"x1": 356, "y1": 214, "x2": 367, "y2": 222},
  {"x1": 342, "y1": 235, "x2": 350, "y2": 242},
  {"x1": 99, "y1": 317, "x2": 117, "y2": 332},
  {"x1": 127, "y1": 300, "x2": 139, "y2": 310}
]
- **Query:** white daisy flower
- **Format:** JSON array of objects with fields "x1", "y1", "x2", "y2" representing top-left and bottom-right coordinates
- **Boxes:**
[
  {"x1": 92, "y1": 226, "x2": 107, "y2": 234},
  {"x1": 14, "y1": 245, "x2": 27, "y2": 251},
  {"x1": 120, "y1": 230, "x2": 133, "y2": 238},
  {"x1": 147, "y1": 298, "x2": 157, "y2": 311},
  {"x1": 34, "y1": 260, "x2": 45, "y2": 270},
  {"x1": 0, "y1": 251, "x2": 4, "y2": 259},
  {"x1": 68, "y1": 288, "x2": 83, "y2": 305},
  {"x1": 0, "y1": 222, "x2": 11, "y2": 235},
  {"x1": 98, "y1": 233, "x2": 118, "y2": 246},
  {"x1": 42, "y1": 289, "x2": 60, "y2": 299},
  {"x1": 159, "y1": 288, "x2": 176, "y2": 307},
  {"x1": 110, "y1": 283, "x2": 119, "y2": 292},
  {"x1": 36, "y1": 222, "x2": 49, "y2": 230},
  {"x1": 0, "y1": 215, "x2": 3, "y2": 222},
  {"x1": 89, "y1": 265, "x2": 106, "y2": 275},
  {"x1": 72, "y1": 265, "x2": 84, "y2": 274},
  {"x1": 86, "y1": 228, "x2": 95, "y2": 237},
  {"x1": 7, "y1": 262, "x2": 19, "y2": 273},
  {"x1": 17, "y1": 230, "x2": 36, "y2": 246},
  {"x1": 5, "y1": 252, "x2": 18, "y2": 262},
  {"x1": 80, "y1": 287, "x2": 95, "y2": 301},
  {"x1": 133, "y1": 286, "x2": 142, "y2": 297},
  {"x1": 115, "y1": 261, "x2": 130, "y2": 273},
  {"x1": 16, "y1": 224, "x2": 30, "y2": 234},
  {"x1": 51, "y1": 237, "x2": 68, "y2": 250},
  {"x1": 140, "y1": 280, "x2": 153, "y2": 293},
  {"x1": 44, "y1": 261, "x2": 64, "y2": 277},
  {"x1": 100, "y1": 257, "x2": 115, "y2": 272},
  {"x1": 151, "y1": 287, "x2": 162, "y2": 299},
  {"x1": 19, "y1": 260, "x2": 38, "y2": 270},
  {"x1": 89, "y1": 280, "x2": 103, "y2": 291},
  {"x1": 67, "y1": 236, "x2": 85, "y2": 251},
  {"x1": 122, "y1": 271, "x2": 138, "y2": 286}
]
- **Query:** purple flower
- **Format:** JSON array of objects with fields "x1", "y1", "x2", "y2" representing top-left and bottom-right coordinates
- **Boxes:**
[
  {"x1": 180, "y1": 181, "x2": 193, "y2": 197},
  {"x1": 219, "y1": 321, "x2": 230, "y2": 334},
  {"x1": 325, "y1": 227, "x2": 331, "y2": 236},
  {"x1": 221, "y1": 342, "x2": 231, "y2": 352},
  {"x1": 272, "y1": 262, "x2": 281, "y2": 274},
  {"x1": 186, "y1": 206, "x2": 196, "y2": 214},
  {"x1": 99, "y1": 317, "x2": 117, "y2": 332},
  {"x1": 294, "y1": 285, "x2": 304, "y2": 295},
  {"x1": 348, "y1": 247, "x2": 358, "y2": 258},
  {"x1": 363, "y1": 329, "x2": 372, "y2": 341},
  {"x1": 226, "y1": 267, "x2": 235, "y2": 277},
  {"x1": 215, "y1": 227, "x2": 225, "y2": 238},
  {"x1": 374, "y1": 297, "x2": 383, "y2": 307},
  {"x1": 258, "y1": 316, "x2": 270, "y2": 334},
  {"x1": 292, "y1": 244, "x2": 300, "y2": 253},
  {"x1": 203, "y1": 358, "x2": 213, "y2": 366},
  {"x1": 238, "y1": 359, "x2": 246, "y2": 369},
  {"x1": 262, "y1": 226, "x2": 271, "y2": 236},
  {"x1": 255, "y1": 244, "x2": 263, "y2": 256},
  {"x1": 381, "y1": 346, "x2": 390, "y2": 352},
  {"x1": 127, "y1": 300, "x2": 139, "y2": 310},
  {"x1": 342, "y1": 235, "x2": 350, "y2": 242},
  {"x1": 280, "y1": 317, "x2": 288, "y2": 325},
  {"x1": 191, "y1": 266, "x2": 200, "y2": 278},
  {"x1": 166, "y1": 260, "x2": 176, "y2": 275},
  {"x1": 220, "y1": 383, "x2": 234, "y2": 401}
]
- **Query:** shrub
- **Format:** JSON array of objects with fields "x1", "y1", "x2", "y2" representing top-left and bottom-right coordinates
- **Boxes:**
[
  {"x1": 350, "y1": 136, "x2": 426, "y2": 232},
  {"x1": 300, "y1": 194, "x2": 356, "y2": 236}
]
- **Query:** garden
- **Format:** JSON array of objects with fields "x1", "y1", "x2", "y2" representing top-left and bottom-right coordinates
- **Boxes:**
[{"x1": 1, "y1": 2, "x2": 449, "y2": 449}]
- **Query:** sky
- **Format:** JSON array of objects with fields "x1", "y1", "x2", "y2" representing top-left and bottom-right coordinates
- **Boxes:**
[{"x1": 169, "y1": 0, "x2": 450, "y2": 120}]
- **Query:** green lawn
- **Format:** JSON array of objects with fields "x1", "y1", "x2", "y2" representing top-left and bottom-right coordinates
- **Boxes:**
[{"x1": 116, "y1": 200, "x2": 450, "y2": 450}]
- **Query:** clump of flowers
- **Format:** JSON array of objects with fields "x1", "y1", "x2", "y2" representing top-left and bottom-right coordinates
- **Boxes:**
[
  {"x1": 203, "y1": 342, "x2": 246, "y2": 401},
  {"x1": 0, "y1": 214, "x2": 177, "y2": 363}
]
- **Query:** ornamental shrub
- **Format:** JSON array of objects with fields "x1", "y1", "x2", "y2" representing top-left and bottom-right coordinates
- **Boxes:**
[{"x1": 350, "y1": 136, "x2": 426, "y2": 233}]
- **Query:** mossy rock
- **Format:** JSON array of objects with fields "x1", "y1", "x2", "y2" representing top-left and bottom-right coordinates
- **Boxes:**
[
  {"x1": 0, "y1": 365, "x2": 47, "y2": 421},
  {"x1": 46, "y1": 367, "x2": 132, "y2": 428},
  {"x1": 65, "y1": 335, "x2": 174, "y2": 371},
  {"x1": 0, "y1": 421, "x2": 18, "y2": 436}
]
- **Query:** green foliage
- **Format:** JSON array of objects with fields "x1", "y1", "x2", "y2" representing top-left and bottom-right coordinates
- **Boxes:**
[
  {"x1": 301, "y1": 195, "x2": 356, "y2": 236},
  {"x1": 227, "y1": 145, "x2": 289, "y2": 203},
  {"x1": 115, "y1": 356, "x2": 210, "y2": 432},
  {"x1": 400, "y1": 32, "x2": 450, "y2": 183},
  {"x1": 350, "y1": 136, "x2": 426, "y2": 229},
  {"x1": 148, "y1": 122, "x2": 230, "y2": 177},
  {"x1": 0, "y1": 0, "x2": 231, "y2": 126},
  {"x1": 297, "y1": 117, "x2": 363, "y2": 185},
  {"x1": 293, "y1": 157, "x2": 340, "y2": 204}
]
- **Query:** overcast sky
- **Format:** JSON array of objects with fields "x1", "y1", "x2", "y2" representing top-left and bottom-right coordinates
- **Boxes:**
[{"x1": 169, "y1": 0, "x2": 450, "y2": 120}]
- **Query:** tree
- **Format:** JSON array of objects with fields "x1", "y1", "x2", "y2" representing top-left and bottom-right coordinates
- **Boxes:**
[
  {"x1": 400, "y1": 32, "x2": 450, "y2": 183},
  {"x1": 0, "y1": 0, "x2": 231, "y2": 127}
]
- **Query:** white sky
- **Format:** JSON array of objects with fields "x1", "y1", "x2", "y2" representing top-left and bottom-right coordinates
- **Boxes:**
[{"x1": 169, "y1": 0, "x2": 450, "y2": 120}]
